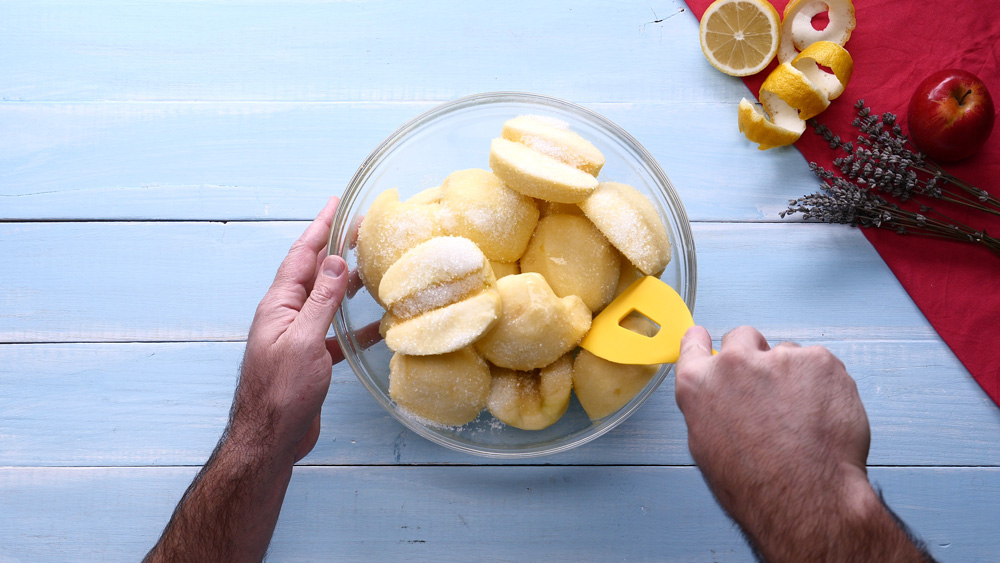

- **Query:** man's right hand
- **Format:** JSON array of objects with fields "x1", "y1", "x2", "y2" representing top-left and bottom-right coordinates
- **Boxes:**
[{"x1": 675, "y1": 325, "x2": 933, "y2": 562}]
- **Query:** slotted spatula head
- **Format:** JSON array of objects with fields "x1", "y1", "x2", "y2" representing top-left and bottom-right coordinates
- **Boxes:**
[{"x1": 580, "y1": 276, "x2": 694, "y2": 365}]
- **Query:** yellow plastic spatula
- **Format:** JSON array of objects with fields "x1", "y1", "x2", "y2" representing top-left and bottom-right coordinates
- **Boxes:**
[{"x1": 580, "y1": 276, "x2": 711, "y2": 365}]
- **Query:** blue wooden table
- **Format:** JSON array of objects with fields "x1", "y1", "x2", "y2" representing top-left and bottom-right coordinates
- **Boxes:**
[{"x1": 3, "y1": 1, "x2": 1000, "y2": 560}]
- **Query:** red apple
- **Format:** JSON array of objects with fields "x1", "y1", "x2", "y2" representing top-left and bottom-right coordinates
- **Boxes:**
[{"x1": 906, "y1": 69, "x2": 996, "y2": 162}]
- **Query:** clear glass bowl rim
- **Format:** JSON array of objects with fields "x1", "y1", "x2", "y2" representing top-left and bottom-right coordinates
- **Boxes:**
[{"x1": 328, "y1": 91, "x2": 697, "y2": 458}]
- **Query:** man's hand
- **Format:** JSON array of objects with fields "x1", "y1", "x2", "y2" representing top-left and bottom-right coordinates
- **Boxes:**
[
  {"x1": 233, "y1": 196, "x2": 349, "y2": 464},
  {"x1": 146, "y1": 197, "x2": 349, "y2": 562},
  {"x1": 675, "y1": 326, "x2": 932, "y2": 562}
]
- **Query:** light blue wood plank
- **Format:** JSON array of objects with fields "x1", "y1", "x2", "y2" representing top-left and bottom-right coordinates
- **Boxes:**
[
  {"x1": 0, "y1": 466, "x2": 996, "y2": 561},
  {"x1": 2, "y1": 340, "x2": 996, "y2": 467},
  {"x1": 0, "y1": 1, "x2": 742, "y2": 104},
  {"x1": 4, "y1": 0, "x2": 992, "y2": 560},
  {"x1": 0, "y1": 222, "x2": 932, "y2": 343},
  {"x1": 693, "y1": 222, "x2": 937, "y2": 341},
  {"x1": 0, "y1": 101, "x2": 815, "y2": 222},
  {"x1": 0, "y1": 343, "x2": 238, "y2": 466},
  {"x1": 0, "y1": 221, "x2": 288, "y2": 342}
]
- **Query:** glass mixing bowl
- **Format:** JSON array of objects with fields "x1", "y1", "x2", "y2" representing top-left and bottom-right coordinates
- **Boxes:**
[{"x1": 328, "y1": 92, "x2": 696, "y2": 458}]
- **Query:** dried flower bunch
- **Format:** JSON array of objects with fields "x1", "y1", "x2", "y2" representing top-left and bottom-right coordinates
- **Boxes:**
[{"x1": 782, "y1": 100, "x2": 1000, "y2": 257}]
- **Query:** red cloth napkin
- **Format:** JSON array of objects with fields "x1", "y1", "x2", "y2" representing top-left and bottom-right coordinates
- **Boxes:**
[{"x1": 685, "y1": 0, "x2": 1000, "y2": 406}]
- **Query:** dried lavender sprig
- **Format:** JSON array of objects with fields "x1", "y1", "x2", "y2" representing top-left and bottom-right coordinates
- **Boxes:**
[
  {"x1": 810, "y1": 102, "x2": 1000, "y2": 216},
  {"x1": 813, "y1": 104, "x2": 1000, "y2": 208},
  {"x1": 783, "y1": 167, "x2": 1000, "y2": 257}
]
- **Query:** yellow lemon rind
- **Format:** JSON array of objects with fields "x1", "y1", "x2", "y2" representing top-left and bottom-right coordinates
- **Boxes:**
[
  {"x1": 779, "y1": 0, "x2": 856, "y2": 63},
  {"x1": 760, "y1": 61, "x2": 830, "y2": 121},
  {"x1": 737, "y1": 97, "x2": 803, "y2": 151},
  {"x1": 791, "y1": 40, "x2": 854, "y2": 100}
]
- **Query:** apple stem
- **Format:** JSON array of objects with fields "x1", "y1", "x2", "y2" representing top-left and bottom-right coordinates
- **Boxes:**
[{"x1": 959, "y1": 89, "x2": 973, "y2": 106}]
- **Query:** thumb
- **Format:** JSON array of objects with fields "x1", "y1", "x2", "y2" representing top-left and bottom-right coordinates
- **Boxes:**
[
  {"x1": 679, "y1": 325, "x2": 713, "y2": 362},
  {"x1": 294, "y1": 255, "x2": 348, "y2": 339},
  {"x1": 674, "y1": 325, "x2": 713, "y2": 413}
]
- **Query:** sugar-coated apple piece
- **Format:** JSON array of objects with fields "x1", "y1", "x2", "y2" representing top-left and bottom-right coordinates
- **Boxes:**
[
  {"x1": 378, "y1": 309, "x2": 395, "y2": 340},
  {"x1": 489, "y1": 138, "x2": 598, "y2": 204},
  {"x1": 380, "y1": 293, "x2": 502, "y2": 356},
  {"x1": 579, "y1": 182, "x2": 671, "y2": 276},
  {"x1": 486, "y1": 354, "x2": 574, "y2": 431},
  {"x1": 489, "y1": 259, "x2": 520, "y2": 279},
  {"x1": 572, "y1": 315, "x2": 660, "y2": 421},
  {"x1": 389, "y1": 347, "x2": 491, "y2": 426},
  {"x1": 615, "y1": 261, "x2": 644, "y2": 298},
  {"x1": 474, "y1": 273, "x2": 591, "y2": 371},
  {"x1": 537, "y1": 199, "x2": 584, "y2": 218},
  {"x1": 439, "y1": 168, "x2": 539, "y2": 262},
  {"x1": 356, "y1": 189, "x2": 445, "y2": 305},
  {"x1": 519, "y1": 214, "x2": 621, "y2": 312},
  {"x1": 378, "y1": 236, "x2": 494, "y2": 314},
  {"x1": 379, "y1": 236, "x2": 501, "y2": 355},
  {"x1": 501, "y1": 115, "x2": 605, "y2": 176},
  {"x1": 406, "y1": 185, "x2": 443, "y2": 205}
]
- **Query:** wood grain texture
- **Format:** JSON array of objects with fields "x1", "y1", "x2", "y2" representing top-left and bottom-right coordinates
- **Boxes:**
[
  {"x1": 0, "y1": 2, "x2": 818, "y2": 224},
  {"x1": 2, "y1": 339, "x2": 997, "y2": 467},
  {"x1": 1, "y1": 466, "x2": 996, "y2": 562},
  {"x1": 0, "y1": 102, "x2": 815, "y2": 222},
  {"x1": 3, "y1": 0, "x2": 998, "y2": 560},
  {"x1": 0, "y1": 1, "x2": 738, "y2": 103},
  {"x1": 0, "y1": 221, "x2": 933, "y2": 343}
]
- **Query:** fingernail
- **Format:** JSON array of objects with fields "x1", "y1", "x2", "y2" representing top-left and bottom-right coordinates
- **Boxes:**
[{"x1": 323, "y1": 256, "x2": 346, "y2": 278}]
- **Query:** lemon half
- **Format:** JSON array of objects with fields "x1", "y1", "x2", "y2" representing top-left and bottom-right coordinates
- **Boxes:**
[{"x1": 700, "y1": 0, "x2": 781, "y2": 77}]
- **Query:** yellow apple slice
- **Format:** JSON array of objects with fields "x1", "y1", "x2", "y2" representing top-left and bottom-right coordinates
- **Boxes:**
[
  {"x1": 378, "y1": 236, "x2": 493, "y2": 315},
  {"x1": 356, "y1": 189, "x2": 445, "y2": 305},
  {"x1": 385, "y1": 292, "x2": 502, "y2": 356},
  {"x1": 578, "y1": 182, "x2": 671, "y2": 276},
  {"x1": 572, "y1": 315, "x2": 660, "y2": 421},
  {"x1": 379, "y1": 236, "x2": 501, "y2": 355},
  {"x1": 489, "y1": 138, "x2": 599, "y2": 203},
  {"x1": 439, "y1": 168, "x2": 539, "y2": 262},
  {"x1": 501, "y1": 115, "x2": 606, "y2": 176},
  {"x1": 389, "y1": 347, "x2": 491, "y2": 427},
  {"x1": 486, "y1": 354, "x2": 574, "y2": 431},
  {"x1": 474, "y1": 273, "x2": 591, "y2": 371},
  {"x1": 520, "y1": 214, "x2": 621, "y2": 312}
]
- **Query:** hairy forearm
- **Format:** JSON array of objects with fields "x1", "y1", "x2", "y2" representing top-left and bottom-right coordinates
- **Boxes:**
[
  {"x1": 144, "y1": 421, "x2": 295, "y2": 563},
  {"x1": 733, "y1": 470, "x2": 934, "y2": 563}
]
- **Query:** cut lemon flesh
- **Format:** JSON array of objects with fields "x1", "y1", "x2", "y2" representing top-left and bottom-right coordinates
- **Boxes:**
[
  {"x1": 700, "y1": 0, "x2": 781, "y2": 77},
  {"x1": 778, "y1": 0, "x2": 856, "y2": 62}
]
